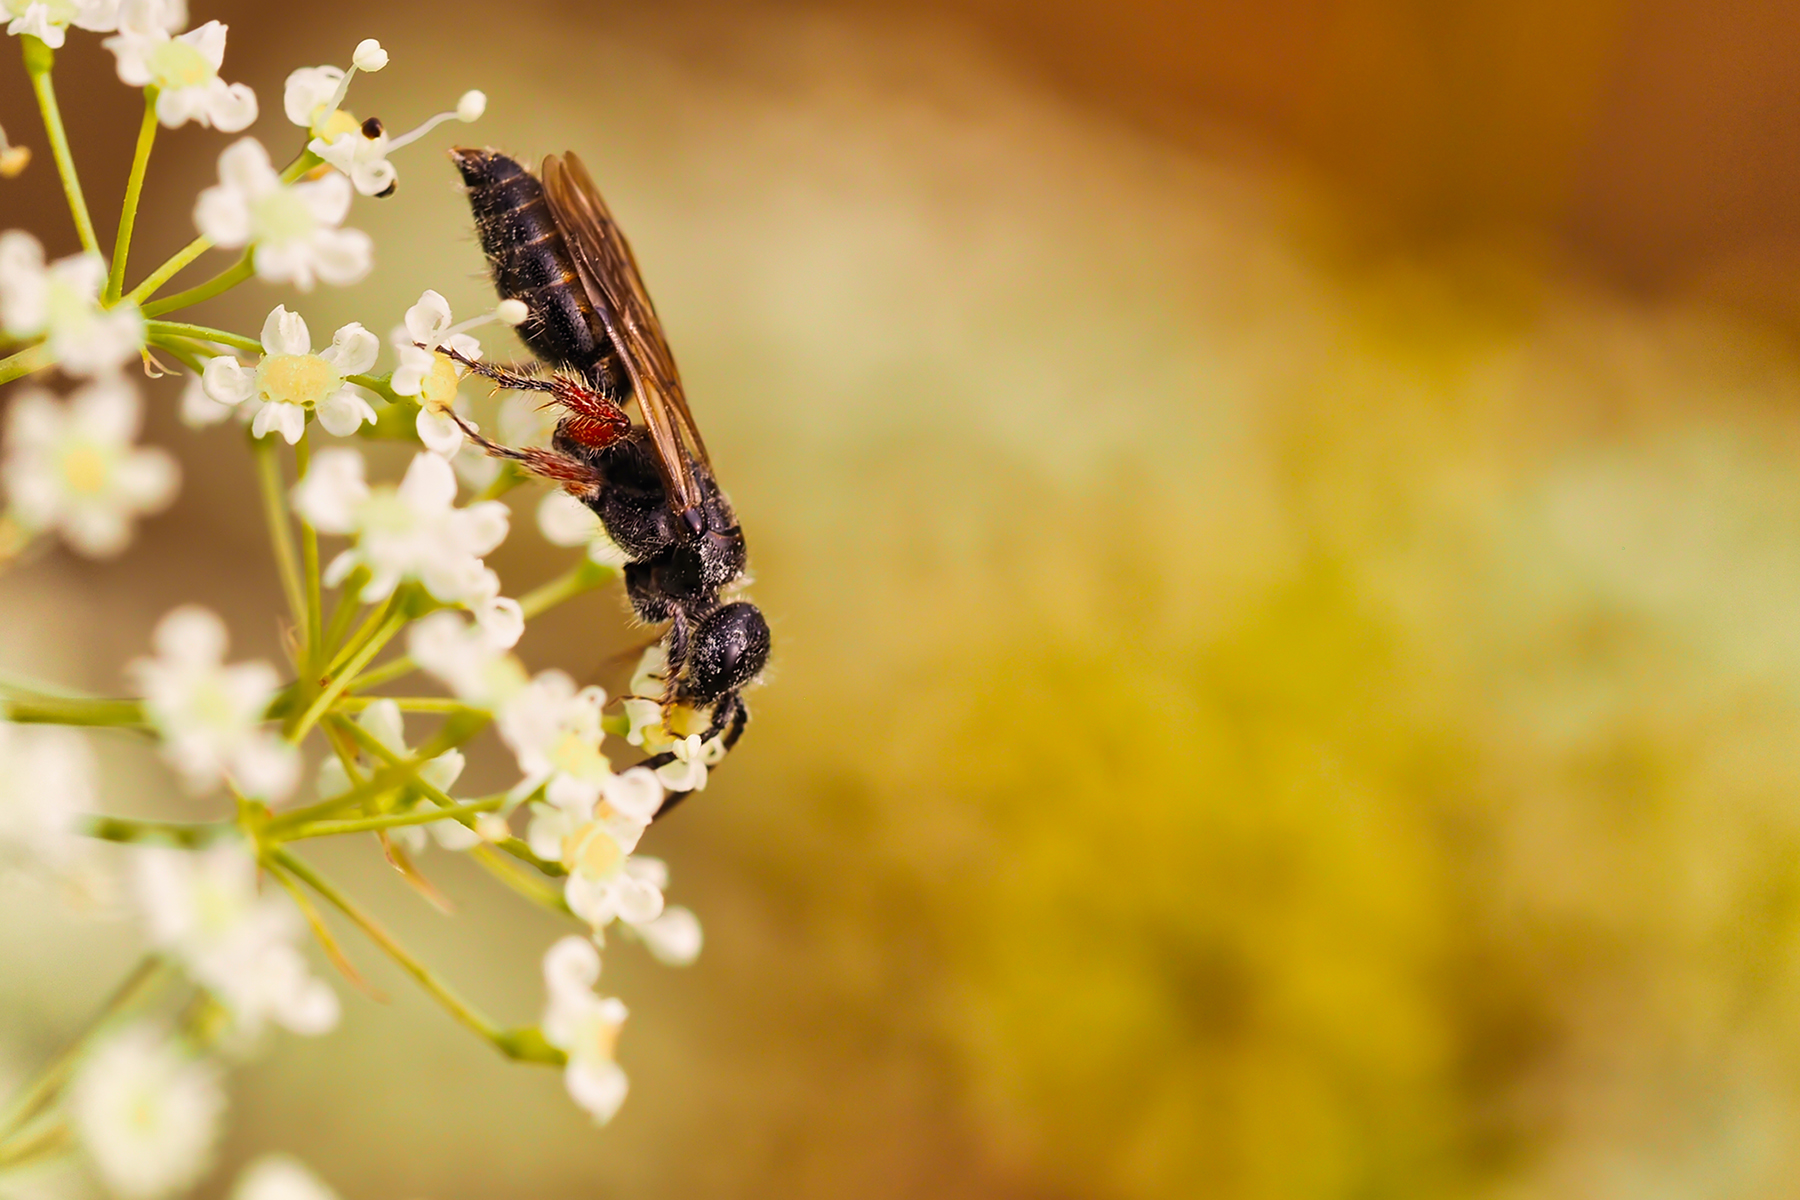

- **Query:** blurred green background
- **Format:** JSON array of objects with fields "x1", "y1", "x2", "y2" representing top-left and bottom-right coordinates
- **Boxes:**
[{"x1": 9, "y1": 0, "x2": 1800, "y2": 1196}]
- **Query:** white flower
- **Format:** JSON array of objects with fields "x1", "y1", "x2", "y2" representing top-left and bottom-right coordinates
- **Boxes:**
[
  {"x1": 390, "y1": 291, "x2": 483, "y2": 456},
  {"x1": 69, "y1": 1023, "x2": 224, "y2": 1200},
  {"x1": 194, "y1": 138, "x2": 372, "y2": 290},
  {"x1": 104, "y1": 10, "x2": 256, "y2": 131},
  {"x1": 2, "y1": 380, "x2": 177, "y2": 557},
  {"x1": 200, "y1": 305, "x2": 378, "y2": 442},
  {"x1": 499, "y1": 670, "x2": 613, "y2": 808},
  {"x1": 0, "y1": 723, "x2": 94, "y2": 876},
  {"x1": 636, "y1": 905, "x2": 703, "y2": 966},
  {"x1": 0, "y1": 230, "x2": 145, "y2": 377},
  {"x1": 136, "y1": 839, "x2": 339, "y2": 1036},
  {"x1": 128, "y1": 606, "x2": 297, "y2": 800},
  {"x1": 407, "y1": 609, "x2": 528, "y2": 710},
  {"x1": 2, "y1": 0, "x2": 177, "y2": 49},
  {"x1": 315, "y1": 700, "x2": 477, "y2": 852},
  {"x1": 655, "y1": 732, "x2": 725, "y2": 793},
  {"x1": 309, "y1": 88, "x2": 488, "y2": 199},
  {"x1": 525, "y1": 761, "x2": 667, "y2": 934},
  {"x1": 294, "y1": 449, "x2": 511, "y2": 607},
  {"x1": 231, "y1": 1156, "x2": 339, "y2": 1200},
  {"x1": 540, "y1": 936, "x2": 629, "y2": 1124},
  {"x1": 282, "y1": 64, "x2": 353, "y2": 139}
]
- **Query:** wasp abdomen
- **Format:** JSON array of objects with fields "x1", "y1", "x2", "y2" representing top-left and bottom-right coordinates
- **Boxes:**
[{"x1": 451, "y1": 148, "x2": 616, "y2": 385}]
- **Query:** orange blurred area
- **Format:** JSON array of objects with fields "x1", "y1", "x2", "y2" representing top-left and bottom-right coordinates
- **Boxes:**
[{"x1": 6, "y1": 2, "x2": 1800, "y2": 1198}]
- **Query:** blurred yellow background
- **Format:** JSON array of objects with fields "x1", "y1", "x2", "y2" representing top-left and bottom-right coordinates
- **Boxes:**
[{"x1": 8, "y1": 0, "x2": 1800, "y2": 1196}]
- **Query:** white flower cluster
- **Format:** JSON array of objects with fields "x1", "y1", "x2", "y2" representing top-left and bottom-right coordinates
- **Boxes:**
[{"x1": 0, "y1": 7, "x2": 719, "y2": 1163}]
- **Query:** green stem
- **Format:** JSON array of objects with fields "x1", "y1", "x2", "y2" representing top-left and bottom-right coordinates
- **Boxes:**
[
  {"x1": 22, "y1": 37, "x2": 97, "y2": 256},
  {"x1": 520, "y1": 560, "x2": 616, "y2": 620},
  {"x1": 296, "y1": 433, "x2": 323, "y2": 673},
  {"x1": 319, "y1": 567, "x2": 368, "y2": 661},
  {"x1": 146, "y1": 319, "x2": 259, "y2": 354},
  {"x1": 141, "y1": 254, "x2": 254, "y2": 318},
  {"x1": 2, "y1": 696, "x2": 147, "y2": 728},
  {"x1": 105, "y1": 90, "x2": 159, "y2": 304},
  {"x1": 0, "y1": 343, "x2": 53, "y2": 387},
  {"x1": 471, "y1": 844, "x2": 572, "y2": 914},
  {"x1": 289, "y1": 609, "x2": 408, "y2": 742},
  {"x1": 254, "y1": 436, "x2": 307, "y2": 656},
  {"x1": 325, "y1": 591, "x2": 399, "y2": 677},
  {"x1": 266, "y1": 711, "x2": 488, "y2": 832},
  {"x1": 332, "y1": 714, "x2": 563, "y2": 876},
  {"x1": 78, "y1": 815, "x2": 230, "y2": 847},
  {"x1": 0, "y1": 1115, "x2": 71, "y2": 1169},
  {"x1": 0, "y1": 956, "x2": 166, "y2": 1144},
  {"x1": 280, "y1": 795, "x2": 505, "y2": 840},
  {"x1": 267, "y1": 848, "x2": 562, "y2": 1064},
  {"x1": 334, "y1": 696, "x2": 480, "y2": 714},
  {"x1": 122, "y1": 235, "x2": 212, "y2": 306},
  {"x1": 346, "y1": 655, "x2": 417, "y2": 693}
]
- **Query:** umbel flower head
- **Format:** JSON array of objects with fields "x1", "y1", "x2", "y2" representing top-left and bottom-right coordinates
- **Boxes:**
[
  {"x1": 1, "y1": 379, "x2": 178, "y2": 557},
  {"x1": 0, "y1": 230, "x2": 146, "y2": 377},
  {"x1": 104, "y1": 5, "x2": 257, "y2": 131},
  {"x1": 194, "y1": 137, "x2": 372, "y2": 290},
  {"x1": 200, "y1": 304, "x2": 379, "y2": 441}
]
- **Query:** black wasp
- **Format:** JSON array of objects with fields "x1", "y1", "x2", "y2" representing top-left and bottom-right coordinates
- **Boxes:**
[{"x1": 446, "y1": 148, "x2": 769, "y2": 815}]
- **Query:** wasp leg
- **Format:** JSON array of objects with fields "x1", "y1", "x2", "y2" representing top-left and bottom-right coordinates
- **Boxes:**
[
  {"x1": 435, "y1": 344, "x2": 631, "y2": 452},
  {"x1": 661, "y1": 609, "x2": 692, "y2": 708},
  {"x1": 445, "y1": 409, "x2": 604, "y2": 490}
]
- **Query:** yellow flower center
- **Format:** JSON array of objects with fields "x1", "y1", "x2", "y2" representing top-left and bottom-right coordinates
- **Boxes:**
[
  {"x1": 256, "y1": 353, "x2": 336, "y2": 408},
  {"x1": 314, "y1": 107, "x2": 360, "y2": 141},
  {"x1": 567, "y1": 822, "x2": 623, "y2": 879},
  {"x1": 57, "y1": 443, "x2": 110, "y2": 496},
  {"x1": 147, "y1": 38, "x2": 215, "y2": 91},
  {"x1": 420, "y1": 353, "x2": 461, "y2": 411}
]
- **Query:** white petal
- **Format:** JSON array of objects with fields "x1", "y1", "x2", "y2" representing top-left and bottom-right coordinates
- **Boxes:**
[
  {"x1": 193, "y1": 183, "x2": 251, "y2": 247},
  {"x1": 537, "y1": 490, "x2": 601, "y2": 546},
  {"x1": 320, "y1": 322, "x2": 378, "y2": 374},
  {"x1": 290, "y1": 447, "x2": 367, "y2": 533},
  {"x1": 201, "y1": 354, "x2": 255, "y2": 405},
  {"x1": 415, "y1": 408, "x2": 462, "y2": 457},
  {"x1": 259, "y1": 305, "x2": 309, "y2": 356},
  {"x1": 252, "y1": 401, "x2": 306, "y2": 445},
  {"x1": 638, "y1": 906, "x2": 702, "y2": 966},
  {"x1": 357, "y1": 699, "x2": 404, "y2": 754},
  {"x1": 602, "y1": 768, "x2": 664, "y2": 823},
  {"x1": 404, "y1": 290, "x2": 453, "y2": 345},
  {"x1": 182, "y1": 372, "x2": 237, "y2": 427},
  {"x1": 315, "y1": 388, "x2": 376, "y2": 437},
  {"x1": 294, "y1": 172, "x2": 351, "y2": 225},
  {"x1": 152, "y1": 605, "x2": 227, "y2": 664},
  {"x1": 307, "y1": 228, "x2": 373, "y2": 287},
  {"x1": 283, "y1": 65, "x2": 343, "y2": 129},
  {"x1": 398, "y1": 451, "x2": 457, "y2": 511},
  {"x1": 207, "y1": 82, "x2": 259, "y2": 134},
  {"x1": 564, "y1": 1060, "x2": 628, "y2": 1125}
]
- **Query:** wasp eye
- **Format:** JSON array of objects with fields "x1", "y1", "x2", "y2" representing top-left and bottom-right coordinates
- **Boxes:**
[{"x1": 361, "y1": 117, "x2": 384, "y2": 139}]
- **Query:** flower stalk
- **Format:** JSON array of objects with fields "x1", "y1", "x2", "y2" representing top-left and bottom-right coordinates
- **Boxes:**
[
  {"x1": 105, "y1": 90, "x2": 160, "y2": 304},
  {"x1": 21, "y1": 36, "x2": 98, "y2": 256}
]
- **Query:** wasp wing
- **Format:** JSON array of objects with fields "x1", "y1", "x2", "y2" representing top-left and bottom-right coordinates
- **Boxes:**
[{"x1": 541, "y1": 152, "x2": 710, "y2": 521}]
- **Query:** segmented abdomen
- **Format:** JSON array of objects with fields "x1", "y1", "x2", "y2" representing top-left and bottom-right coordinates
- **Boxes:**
[{"x1": 451, "y1": 148, "x2": 624, "y2": 392}]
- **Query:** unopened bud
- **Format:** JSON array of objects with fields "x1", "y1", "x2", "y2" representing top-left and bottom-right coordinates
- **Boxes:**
[{"x1": 352, "y1": 39, "x2": 388, "y2": 72}]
